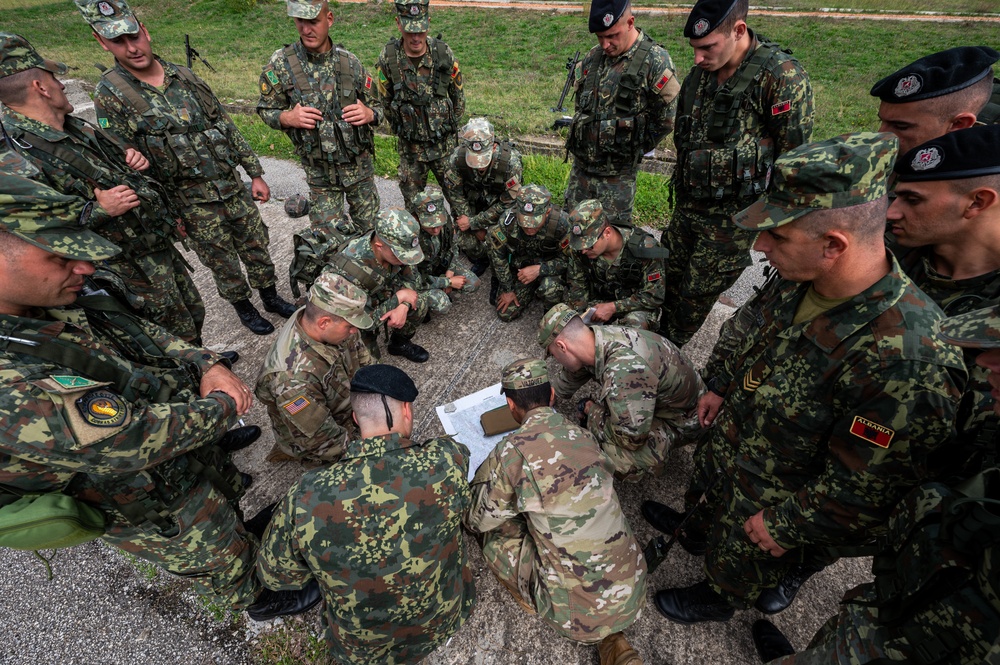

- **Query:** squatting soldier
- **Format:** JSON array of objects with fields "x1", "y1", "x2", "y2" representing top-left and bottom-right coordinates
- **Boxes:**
[
  {"x1": 486, "y1": 184, "x2": 570, "y2": 322},
  {"x1": 650, "y1": 134, "x2": 966, "y2": 626},
  {"x1": 257, "y1": 0, "x2": 383, "y2": 237},
  {"x1": 658, "y1": 0, "x2": 814, "y2": 347},
  {"x1": 257, "y1": 364, "x2": 475, "y2": 665},
  {"x1": 465, "y1": 359, "x2": 647, "y2": 665},
  {"x1": 412, "y1": 185, "x2": 479, "y2": 317},
  {"x1": 564, "y1": 0, "x2": 679, "y2": 227},
  {"x1": 375, "y1": 0, "x2": 465, "y2": 220},
  {"x1": 565, "y1": 198, "x2": 667, "y2": 330},
  {"x1": 77, "y1": 0, "x2": 297, "y2": 336},
  {"x1": 539, "y1": 303, "x2": 705, "y2": 478},
  {"x1": 0, "y1": 171, "x2": 320, "y2": 622},
  {"x1": 324, "y1": 209, "x2": 431, "y2": 363},
  {"x1": 255, "y1": 272, "x2": 373, "y2": 464},
  {"x1": 0, "y1": 33, "x2": 206, "y2": 343},
  {"x1": 442, "y1": 116, "x2": 523, "y2": 275}
]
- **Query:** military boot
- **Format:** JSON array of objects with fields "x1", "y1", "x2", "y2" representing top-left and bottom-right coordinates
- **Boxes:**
[
  {"x1": 387, "y1": 333, "x2": 429, "y2": 363},
  {"x1": 247, "y1": 579, "x2": 323, "y2": 622},
  {"x1": 598, "y1": 633, "x2": 642, "y2": 665},
  {"x1": 751, "y1": 620, "x2": 795, "y2": 662},
  {"x1": 233, "y1": 299, "x2": 274, "y2": 335},
  {"x1": 259, "y1": 285, "x2": 297, "y2": 318},
  {"x1": 489, "y1": 273, "x2": 500, "y2": 306}
]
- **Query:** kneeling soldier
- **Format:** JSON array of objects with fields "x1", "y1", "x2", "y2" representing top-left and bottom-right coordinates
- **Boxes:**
[{"x1": 412, "y1": 184, "x2": 480, "y2": 317}]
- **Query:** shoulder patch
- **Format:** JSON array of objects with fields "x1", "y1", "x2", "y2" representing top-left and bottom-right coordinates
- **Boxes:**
[
  {"x1": 51, "y1": 375, "x2": 101, "y2": 390},
  {"x1": 647, "y1": 271, "x2": 661, "y2": 282},
  {"x1": 378, "y1": 69, "x2": 387, "y2": 83},
  {"x1": 282, "y1": 395, "x2": 311, "y2": 415},
  {"x1": 771, "y1": 100, "x2": 791, "y2": 116},
  {"x1": 265, "y1": 70, "x2": 280, "y2": 86},
  {"x1": 849, "y1": 416, "x2": 894, "y2": 448},
  {"x1": 496, "y1": 229, "x2": 507, "y2": 244},
  {"x1": 654, "y1": 72, "x2": 671, "y2": 90},
  {"x1": 451, "y1": 61, "x2": 460, "y2": 78},
  {"x1": 505, "y1": 176, "x2": 519, "y2": 190},
  {"x1": 365, "y1": 75, "x2": 373, "y2": 91},
  {"x1": 560, "y1": 237, "x2": 570, "y2": 249},
  {"x1": 97, "y1": 117, "x2": 110, "y2": 128},
  {"x1": 76, "y1": 388, "x2": 129, "y2": 428},
  {"x1": 261, "y1": 80, "x2": 272, "y2": 95}
]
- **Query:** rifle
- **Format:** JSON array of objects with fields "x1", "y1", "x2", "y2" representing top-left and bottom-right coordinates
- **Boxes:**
[
  {"x1": 642, "y1": 468, "x2": 722, "y2": 574},
  {"x1": 185, "y1": 35, "x2": 217, "y2": 73},
  {"x1": 551, "y1": 50, "x2": 580, "y2": 127}
]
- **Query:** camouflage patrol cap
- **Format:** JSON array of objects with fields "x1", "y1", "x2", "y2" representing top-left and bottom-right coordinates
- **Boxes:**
[
  {"x1": 895, "y1": 125, "x2": 1000, "y2": 182},
  {"x1": 73, "y1": 0, "x2": 140, "y2": 39},
  {"x1": 500, "y1": 358, "x2": 549, "y2": 393},
  {"x1": 0, "y1": 173, "x2": 120, "y2": 261},
  {"x1": 395, "y1": 0, "x2": 430, "y2": 33},
  {"x1": 0, "y1": 33, "x2": 67, "y2": 79},
  {"x1": 936, "y1": 305, "x2": 1000, "y2": 349},
  {"x1": 734, "y1": 132, "x2": 897, "y2": 231},
  {"x1": 308, "y1": 271, "x2": 374, "y2": 330},
  {"x1": 284, "y1": 194, "x2": 310, "y2": 218},
  {"x1": 287, "y1": 0, "x2": 324, "y2": 19},
  {"x1": 870, "y1": 46, "x2": 999, "y2": 104},
  {"x1": 568, "y1": 199, "x2": 607, "y2": 250},
  {"x1": 460, "y1": 118, "x2": 495, "y2": 169},
  {"x1": 412, "y1": 185, "x2": 447, "y2": 228},
  {"x1": 538, "y1": 303, "x2": 581, "y2": 349},
  {"x1": 514, "y1": 185, "x2": 551, "y2": 230},
  {"x1": 351, "y1": 364, "x2": 419, "y2": 402},
  {"x1": 376, "y1": 209, "x2": 425, "y2": 265}
]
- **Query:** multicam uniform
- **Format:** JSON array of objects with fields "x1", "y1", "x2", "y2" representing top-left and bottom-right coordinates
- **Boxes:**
[
  {"x1": 466, "y1": 406, "x2": 647, "y2": 643},
  {"x1": 257, "y1": 40, "x2": 382, "y2": 236},
  {"x1": 660, "y1": 31, "x2": 813, "y2": 346},
  {"x1": 1, "y1": 108, "x2": 205, "y2": 342},
  {"x1": 94, "y1": 58, "x2": 281, "y2": 305},
  {"x1": 257, "y1": 433, "x2": 475, "y2": 665},
  {"x1": 565, "y1": 30, "x2": 679, "y2": 226}
]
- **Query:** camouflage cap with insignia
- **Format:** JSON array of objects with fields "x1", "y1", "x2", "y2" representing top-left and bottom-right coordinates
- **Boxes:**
[
  {"x1": 376, "y1": 209, "x2": 425, "y2": 265},
  {"x1": 411, "y1": 185, "x2": 448, "y2": 228},
  {"x1": 568, "y1": 199, "x2": 607, "y2": 250},
  {"x1": 460, "y1": 117, "x2": 495, "y2": 169},
  {"x1": 895, "y1": 124, "x2": 1000, "y2": 183},
  {"x1": 284, "y1": 194, "x2": 310, "y2": 218},
  {"x1": 73, "y1": 0, "x2": 140, "y2": 39},
  {"x1": 936, "y1": 305, "x2": 1000, "y2": 349},
  {"x1": 538, "y1": 303, "x2": 581, "y2": 350},
  {"x1": 395, "y1": 0, "x2": 430, "y2": 33},
  {"x1": 870, "y1": 46, "x2": 999, "y2": 104},
  {"x1": 734, "y1": 132, "x2": 897, "y2": 231},
  {"x1": 500, "y1": 358, "x2": 549, "y2": 393},
  {"x1": 683, "y1": 0, "x2": 739, "y2": 39},
  {"x1": 514, "y1": 185, "x2": 551, "y2": 230},
  {"x1": 287, "y1": 0, "x2": 324, "y2": 19},
  {"x1": 0, "y1": 33, "x2": 67, "y2": 79},
  {"x1": 0, "y1": 173, "x2": 120, "y2": 261},
  {"x1": 308, "y1": 271, "x2": 374, "y2": 330}
]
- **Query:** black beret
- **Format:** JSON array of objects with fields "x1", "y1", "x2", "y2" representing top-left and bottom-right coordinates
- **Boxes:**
[
  {"x1": 895, "y1": 125, "x2": 1000, "y2": 182},
  {"x1": 350, "y1": 364, "x2": 419, "y2": 402},
  {"x1": 684, "y1": 0, "x2": 739, "y2": 39},
  {"x1": 588, "y1": 0, "x2": 628, "y2": 33},
  {"x1": 870, "y1": 46, "x2": 999, "y2": 103}
]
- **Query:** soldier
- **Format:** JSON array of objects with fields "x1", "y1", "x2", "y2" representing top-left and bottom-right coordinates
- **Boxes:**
[
  {"x1": 658, "y1": 0, "x2": 814, "y2": 347},
  {"x1": 257, "y1": 364, "x2": 475, "y2": 664},
  {"x1": 565, "y1": 199, "x2": 667, "y2": 330},
  {"x1": 442, "y1": 116, "x2": 523, "y2": 275},
  {"x1": 412, "y1": 184, "x2": 479, "y2": 316},
  {"x1": 0, "y1": 171, "x2": 319, "y2": 621},
  {"x1": 465, "y1": 358, "x2": 646, "y2": 665},
  {"x1": 649, "y1": 134, "x2": 966, "y2": 625},
  {"x1": 375, "y1": 0, "x2": 464, "y2": 221},
  {"x1": 539, "y1": 303, "x2": 704, "y2": 478},
  {"x1": 564, "y1": 0, "x2": 679, "y2": 227},
  {"x1": 76, "y1": 0, "x2": 297, "y2": 336},
  {"x1": 324, "y1": 209, "x2": 430, "y2": 363},
  {"x1": 0, "y1": 33, "x2": 206, "y2": 344},
  {"x1": 255, "y1": 271, "x2": 373, "y2": 464},
  {"x1": 871, "y1": 46, "x2": 998, "y2": 156},
  {"x1": 257, "y1": 0, "x2": 382, "y2": 237},
  {"x1": 486, "y1": 184, "x2": 570, "y2": 322}
]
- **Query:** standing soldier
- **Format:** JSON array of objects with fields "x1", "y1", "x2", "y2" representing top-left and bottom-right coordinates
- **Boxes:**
[
  {"x1": 411, "y1": 185, "x2": 480, "y2": 317},
  {"x1": 658, "y1": 0, "x2": 814, "y2": 347},
  {"x1": 564, "y1": 0, "x2": 679, "y2": 227},
  {"x1": 486, "y1": 184, "x2": 570, "y2": 322},
  {"x1": 375, "y1": 0, "x2": 464, "y2": 221},
  {"x1": 257, "y1": 0, "x2": 382, "y2": 237},
  {"x1": 76, "y1": 0, "x2": 297, "y2": 336}
]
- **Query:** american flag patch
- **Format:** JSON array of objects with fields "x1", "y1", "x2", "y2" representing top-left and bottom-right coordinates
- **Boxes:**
[
  {"x1": 283, "y1": 395, "x2": 311, "y2": 415},
  {"x1": 365, "y1": 75, "x2": 372, "y2": 90},
  {"x1": 849, "y1": 416, "x2": 894, "y2": 448},
  {"x1": 655, "y1": 74, "x2": 670, "y2": 90},
  {"x1": 771, "y1": 100, "x2": 791, "y2": 116}
]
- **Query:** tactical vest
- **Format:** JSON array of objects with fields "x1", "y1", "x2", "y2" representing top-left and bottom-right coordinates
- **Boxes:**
[
  {"x1": 279, "y1": 44, "x2": 374, "y2": 165},
  {"x1": 420, "y1": 224, "x2": 455, "y2": 277},
  {"x1": 501, "y1": 207, "x2": 569, "y2": 257},
  {"x1": 979, "y1": 78, "x2": 1000, "y2": 126},
  {"x1": 456, "y1": 140, "x2": 515, "y2": 206},
  {"x1": 673, "y1": 39, "x2": 790, "y2": 201},
  {"x1": 383, "y1": 38, "x2": 456, "y2": 143},
  {"x1": 288, "y1": 225, "x2": 357, "y2": 297},
  {"x1": 99, "y1": 65, "x2": 241, "y2": 201},
  {"x1": 567, "y1": 35, "x2": 657, "y2": 172},
  {"x1": 327, "y1": 243, "x2": 389, "y2": 299},
  {"x1": 587, "y1": 228, "x2": 668, "y2": 301}
]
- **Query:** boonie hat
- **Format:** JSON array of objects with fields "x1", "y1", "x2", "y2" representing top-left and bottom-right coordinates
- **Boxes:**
[
  {"x1": 568, "y1": 199, "x2": 607, "y2": 250},
  {"x1": 460, "y1": 118, "x2": 495, "y2": 169},
  {"x1": 870, "y1": 46, "x2": 999, "y2": 104},
  {"x1": 351, "y1": 364, "x2": 419, "y2": 402},
  {"x1": 684, "y1": 0, "x2": 739, "y2": 39},
  {"x1": 412, "y1": 185, "x2": 448, "y2": 228},
  {"x1": 0, "y1": 33, "x2": 67, "y2": 79},
  {"x1": 376, "y1": 209, "x2": 425, "y2": 265},
  {"x1": 73, "y1": 0, "x2": 140, "y2": 39},
  {"x1": 287, "y1": 0, "x2": 324, "y2": 19},
  {"x1": 895, "y1": 125, "x2": 1000, "y2": 183},
  {"x1": 308, "y1": 271, "x2": 374, "y2": 329},
  {"x1": 538, "y1": 303, "x2": 580, "y2": 350},
  {"x1": 500, "y1": 359, "x2": 549, "y2": 393},
  {"x1": 395, "y1": 0, "x2": 430, "y2": 33},
  {"x1": 936, "y1": 305, "x2": 1000, "y2": 349},
  {"x1": 514, "y1": 185, "x2": 551, "y2": 230}
]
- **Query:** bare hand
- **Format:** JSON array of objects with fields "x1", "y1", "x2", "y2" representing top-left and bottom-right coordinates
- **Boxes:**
[
  {"x1": 280, "y1": 103, "x2": 324, "y2": 129},
  {"x1": 744, "y1": 511, "x2": 787, "y2": 557},
  {"x1": 342, "y1": 101, "x2": 373, "y2": 126},
  {"x1": 449, "y1": 275, "x2": 467, "y2": 290},
  {"x1": 94, "y1": 185, "x2": 140, "y2": 217},
  {"x1": 455, "y1": 215, "x2": 471, "y2": 232},
  {"x1": 698, "y1": 391, "x2": 724, "y2": 428},
  {"x1": 251, "y1": 176, "x2": 271, "y2": 202},
  {"x1": 590, "y1": 302, "x2": 616, "y2": 322},
  {"x1": 475, "y1": 229, "x2": 487, "y2": 242},
  {"x1": 496, "y1": 292, "x2": 520, "y2": 314},
  {"x1": 124, "y1": 148, "x2": 150, "y2": 171},
  {"x1": 517, "y1": 264, "x2": 541, "y2": 285},
  {"x1": 200, "y1": 363, "x2": 252, "y2": 415},
  {"x1": 381, "y1": 303, "x2": 410, "y2": 328},
  {"x1": 396, "y1": 288, "x2": 418, "y2": 308}
]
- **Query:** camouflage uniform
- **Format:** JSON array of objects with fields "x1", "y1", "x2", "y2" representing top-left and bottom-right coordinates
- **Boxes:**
[
  {"x1": 412, "y1": 186, "x2": 479, "y2": 314},
  {"x1": 659, "y1": 31, "x2": 814, "y2": 346},
  {"x1": 94, "y1": 57, "x2": 281, "y2": 305},
  {"x1": 565, "y1": 30, "x2": 679, "y2": 227},
  {"x1": 257, "y1": 40, "x2": 382, "y2": 235},
  {"x1": 257, "y1": 433, "x2": 475, "y2": 664}
]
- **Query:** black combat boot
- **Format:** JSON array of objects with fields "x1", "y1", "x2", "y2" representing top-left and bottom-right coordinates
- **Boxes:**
[
  {"x1": 469, "y1": 257, "x2": 490, "y2": 277},
  {"x1": 233, "y1": 299, "x2": 274, "y2": 335},
  {"x1": 489, "y1": 273, "x2": 500, "y2": 306},
  {"x1": 258, "y1": 285, "x2": 297, "y2": 318},
  {"x1": 754, "y1": 563, "x2": 824, "y2": 615},
  {"x1": 654, "y1": 579, "x2": 735, "y2": 624},
  {"x1": 219, "y1": 350, "x2": 240, "y2": 365},
  {"x1": 218, "y1": 425, "x2": 262, "y2": 452},
  {"x1": 387, "y1": 333, "x2": 429, "y2": 363},
  {"x1": 247, "y1": 579, "x2": 323, "y2": 622},
  {"x1": 751, "y1": 620, "x2": 795, "y2": 662},
  {"x1": 640, "y1": 500, "x2": 708, "y2": 556}
]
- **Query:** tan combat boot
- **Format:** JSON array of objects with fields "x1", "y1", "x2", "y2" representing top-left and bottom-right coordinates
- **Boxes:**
[{"x1": 598, "y1": 632, "x2": 642, "y2": 665}]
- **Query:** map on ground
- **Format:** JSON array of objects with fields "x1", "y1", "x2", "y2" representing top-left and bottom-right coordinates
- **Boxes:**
[{"x1": 436, "y1": 383, "x2": 510, "y2": 481}]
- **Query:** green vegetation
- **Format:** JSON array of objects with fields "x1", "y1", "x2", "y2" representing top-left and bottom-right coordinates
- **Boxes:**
[{"x1": 254, "y1": 616, "x2": 328, "y2": 665}]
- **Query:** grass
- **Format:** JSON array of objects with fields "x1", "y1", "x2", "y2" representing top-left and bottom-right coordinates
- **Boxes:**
[{"x1": 254, "y1": 616, "x2": 328, "y2": 665}]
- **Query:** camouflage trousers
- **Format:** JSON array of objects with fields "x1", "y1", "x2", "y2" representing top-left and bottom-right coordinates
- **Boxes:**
[
  {"x1": 180, "y1": 190, "x2": 277, "y2": 303},
  {"x1": 588, "y1": 402, "x2": 701, "y2": 478},
  {"x1": 564, "y1": 163, "x2": 637, "y2": 228},
  {"x1": 658, "y1": 202, "x2": 756, "y2": 347},
  {"x1": 608, "y1": 309, "x2": 659, "y2": 331},
  {"x1": 303, "y1": 158, "x2": 379, "y2": 236},
  {"x1": 495, "y1": 275, "x2": 565, "y2": 323},
  {"x1": 104, "y1": 479, "x2": 259, "y2": 608},
  {"x1": 108, "y1": 245, "x2": 205, "y2": 343},
  {"x1": 361, "y1": 297, "x2": 430, "y2": 358},
  {"x1": 397, "y1": 139, "x2": 454, "y2": 219},
  {"x1": 419, "y1": 264, "x2": 481, "y2": 314},
  {"x1": 455, "y1": 228, "x2": 489, "y2": 263}
]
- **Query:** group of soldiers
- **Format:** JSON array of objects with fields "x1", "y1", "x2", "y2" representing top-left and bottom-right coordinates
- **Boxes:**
[{"x1": 2, "y1": 0, "x2": 1000, "y2": 662}]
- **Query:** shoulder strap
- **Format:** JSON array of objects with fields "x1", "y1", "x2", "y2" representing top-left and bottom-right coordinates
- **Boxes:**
[
  {"x1": 386, "y1": 39, "x2": 402, "y2": 88},
  {"x1": 283, "y1": 44, "x2": 312, "y2": 99},
  {"x1": 102, "y1": 69, "x2": 152, "y2": 116},
  {"x1": 706, "y1": 41, "x2": 783, "y2": 143},
  {"x1": 616, "y1": 35, "x2": 654, "y2": 114},
  {"x1": 489, "y1": 141, "x2": 514, "y2": 187},
  {"x1": 337, "y1": 49, "x2": 356, "y2": 110},
  {"x1": 12, "y1": 131, "x2": 110, "y2": 190},
  {"x1": 328, "y1": 253, "x2": 381, "y2": 294},
  {"x1": 431, "y1": 39, "x2": 452, "y2": 98},
  {"x1": 626, "y1": 229, "x2": 670, "y2": 259},
  {"x1": 174, "y1": 66, "x2": 220, "y2": 121}
]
